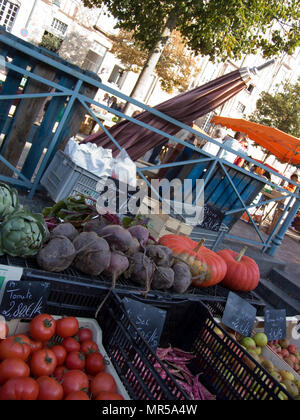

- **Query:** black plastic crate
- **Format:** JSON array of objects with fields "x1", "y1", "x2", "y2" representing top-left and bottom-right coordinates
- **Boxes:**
[
  {"x1": 156, "y1": 300, "x2": 293, "y2": 401},
  {"x1": 0, "y1": 254, "x2": 266, "y2": 317}
]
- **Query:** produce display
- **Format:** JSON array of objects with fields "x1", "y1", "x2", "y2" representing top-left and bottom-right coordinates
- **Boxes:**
[
  {"x1": 0, "y1": 314, "x2": 125, "y2": 400},
  {"x1": 156, "y1": 347, "x2": 216, "y2": 400},
  {"x1": 268, "y1": 338, "x2": 300, "y2": 376},
  {"x1": 216, "y1": 324, "x2": 299, "y2": 400},
  {"x1": 217, "y1": 247, "x2": 260, "y2": 292}
]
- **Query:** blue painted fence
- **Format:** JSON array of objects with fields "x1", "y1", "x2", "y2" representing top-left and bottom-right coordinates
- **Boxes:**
[{"x1": 0, "y1": 28, "x2": 299, "y2": 257}]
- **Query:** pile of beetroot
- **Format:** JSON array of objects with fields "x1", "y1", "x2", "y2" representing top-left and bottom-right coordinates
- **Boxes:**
[{"x1": 37, "y1": 217, "x2": 192, "y2": 295}]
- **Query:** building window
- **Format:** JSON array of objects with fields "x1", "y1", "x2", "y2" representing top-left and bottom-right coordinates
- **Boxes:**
[
  {"x1": 51, "y1": 18, "x2": 68, "y2": 36},
  {"x1": 108, "y1": 65, "x2": 126, "y2": 88},
  {"x1": 247, "y1": 84, "x2": 255, "y2": 94},
  {"x1": 0, "y1": 0, "x2": 20, "y2": 32},
  {"x1": 237, "y1": 102, "x2": 246, "y2": 113},
  {"x1": 82, "y1": 50, "x2": 105, "y2": 73}
]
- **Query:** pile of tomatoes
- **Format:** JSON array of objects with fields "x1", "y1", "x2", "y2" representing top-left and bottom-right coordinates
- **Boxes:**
[{"x1": 0, "y1": 314, "x2": 125, "y2": 401}]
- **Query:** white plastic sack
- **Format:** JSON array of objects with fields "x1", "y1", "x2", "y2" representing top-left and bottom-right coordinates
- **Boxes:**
[
  {"x1": 112, "y1": 149, "x2": 137, "y2": 188},
  {"x1": 64, "y1": 138, "x2": 113, "y2": 178}
]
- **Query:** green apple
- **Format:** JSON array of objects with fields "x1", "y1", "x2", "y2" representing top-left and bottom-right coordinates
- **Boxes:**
[
  {"x1": 253, "y1": 333, "x2": 268, "y2": 347},
  {"x1": 240, "y1": 337, "x2": 256, "y2": 350}
]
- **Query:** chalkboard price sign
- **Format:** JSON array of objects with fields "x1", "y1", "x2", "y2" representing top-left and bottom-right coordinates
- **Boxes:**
[
  {"x1": 199, "y1": 204, "x2": 225, "y2": 232},
  {"x1": 122, "y1": 297, "x2": 167, "y2": 351},
  {"x1": 264, "y1": 309, "x2": 287, "y2": 342},
  {"x1": 0, "y1": 281, "x2": 51, "y2": 320},
  {"x1": 222, "y1": 292, "x2": 257, "y2": 337}
]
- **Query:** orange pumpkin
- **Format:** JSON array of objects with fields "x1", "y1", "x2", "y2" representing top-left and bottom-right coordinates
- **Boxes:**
[
  {"x1": 217, "y1": 247, "x2": 260, "y2": 292},
  {"x1": 159, "y1": 234, "x2": 227, "y2": 288}
]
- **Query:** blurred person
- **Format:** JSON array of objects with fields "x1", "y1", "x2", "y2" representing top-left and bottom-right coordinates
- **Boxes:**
[
  {"x1": 222, "y1": 132, "x2": 248, "y2": 166},
  {"x1": 202, "y1": 128, "x2": 226, "y2": 156}
]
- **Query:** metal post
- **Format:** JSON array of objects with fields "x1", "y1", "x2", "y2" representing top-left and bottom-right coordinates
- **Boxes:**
[{"x1": 266, "y1": 195, "x2": 300, "y2": 256}]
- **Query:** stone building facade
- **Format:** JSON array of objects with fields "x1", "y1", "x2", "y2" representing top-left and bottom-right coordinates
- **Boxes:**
[{"x1": 2, "y1": 0, "x2": 300, "y2": 121}]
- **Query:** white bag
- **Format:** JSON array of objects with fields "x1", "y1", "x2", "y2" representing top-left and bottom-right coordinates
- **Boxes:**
[
  {"x1": 64, "y1": 138, "x2": 113, "y2": 178},
  {"x1": 112, "y1": 149, "x2": 137, "y2": 188}
]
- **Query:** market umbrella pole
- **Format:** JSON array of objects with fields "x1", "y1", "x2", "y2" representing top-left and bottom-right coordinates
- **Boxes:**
[{"x1": 81, "y1": 64, "x2": 273, "y2": 162}]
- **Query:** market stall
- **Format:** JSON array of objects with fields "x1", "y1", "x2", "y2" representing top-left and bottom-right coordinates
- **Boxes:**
[{"x1": 0, "y1": 182, "x2": 299, "y2": 401}]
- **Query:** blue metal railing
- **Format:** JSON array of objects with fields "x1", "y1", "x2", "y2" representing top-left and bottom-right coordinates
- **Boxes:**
[{"x1": 0, "y1": 29, "x2": 298, "y2": 257}]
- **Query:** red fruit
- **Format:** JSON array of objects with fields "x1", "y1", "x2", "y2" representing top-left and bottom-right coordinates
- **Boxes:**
[
  {"x1": 85, "y1": 352, "x2": 105, "y2": 376},
  {"x1": 77, "y1": 328, "x2": 93, "y2": 343},
  {"x1": 0, "y1": 377, "x2": 39, "y2": 400},
  {"x1": 0, "y1": 358, "x2": 30, "y2": 384},
  {"x1": 53, "y1": 366, "x2": 69, "y2": 382},
  {"x1": 288, "y1": 344, "x2": 298, "y2": 355},
  {"x1": 62, "y1": 337, "x2": 80, "y2": 353},
  {"x1": 52, "y1": 345, "x2": 67, "y2": 367},
  {"x1": 37, "y1": 376, "x2": 64, "y2": 401},
  {"x1": 62, "y1": 370, "x2": 89, "y2": 396},
  {"x1": 56, "y1": 317, "x2": 79, "y2": 338},
  {"x1": 80, "y1": 340, "x2": 99, "y2": 355},
  {"x1": 95, "y1": 392, "x2": 124, "y2": 400},
  {"x1": 65, "y1": 352, "x2": 85, "y2": 370},
  {"x1": 90, "y1": 372, "x2": 117, "y2": 398},
  {"x1": 281, "y1": 349, "x2": 290, "y2": 359},
  {"x1": 65, "y1": 391, "x2": 90, "y2": 400}
]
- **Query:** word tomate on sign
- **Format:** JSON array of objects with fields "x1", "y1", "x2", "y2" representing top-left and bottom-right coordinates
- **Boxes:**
[{"x1": 0, "y1": 281, "x2": 51, "y2": 320}]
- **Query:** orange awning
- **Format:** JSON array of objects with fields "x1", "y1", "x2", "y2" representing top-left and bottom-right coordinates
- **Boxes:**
[{"x1": 211, "y1": 116, "x2": 300, "y2": 165}]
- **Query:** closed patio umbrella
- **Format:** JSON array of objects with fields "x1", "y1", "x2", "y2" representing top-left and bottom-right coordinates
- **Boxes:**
[{"x1": 81, "y1": 62, "x2": 274, "y2": 161}]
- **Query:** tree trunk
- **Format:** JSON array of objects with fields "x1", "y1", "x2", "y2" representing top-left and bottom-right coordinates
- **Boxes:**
[{"x1": 124, "y1": 12, "x2": 177, "y2": 115}]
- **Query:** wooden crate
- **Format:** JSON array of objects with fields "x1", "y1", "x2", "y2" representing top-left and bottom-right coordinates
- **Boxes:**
[{"x1": 138, "y1": 196, "x2": 193, "y2": 240}]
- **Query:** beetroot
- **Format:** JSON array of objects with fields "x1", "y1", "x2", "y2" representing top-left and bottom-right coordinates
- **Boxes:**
[
  {"x1": 125, "y1": 252, "x2": 155, "y2": 288},
  {"x1": 50, "y1": 223, "x2": 78, "y2": 241},
  {"x1": 73, "y1": 232, "x2": 111, "y2": 276},
  {"x1": 146, "y1": 245, "x2": 174, "y2": 267},
  {"x1": 104, "y1": 252, "x2": 129, "y2": 289},
  {"x1": 152, "y1": 267, "x2": 175, "y2": 290},
  {"x1": 172, "y1": 262, "x2": 192, "y2": 294},
  {"x1": 127, "y1": 237, "x2": 141, "y2": 255},
  {"x1": 100, "y1": 225, "x2": 133, "y2": 253},
  {"x1": 37, "y1": 235, "x2": 76, "y2": 272},
  {"x1": 128, "y1": 225, "x2": 149, "y2": 248},
  {"x1": 83, "y1": 217, "x2": 108, "y2": 236}
]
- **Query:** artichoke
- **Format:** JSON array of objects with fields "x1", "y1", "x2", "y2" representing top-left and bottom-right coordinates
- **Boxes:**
[
  {"x1": 0, "y1": 208, "x2": 48, "y2": 257},
  {"x1": 0, "y1": 182, "x2": 19, "y2": 221}
]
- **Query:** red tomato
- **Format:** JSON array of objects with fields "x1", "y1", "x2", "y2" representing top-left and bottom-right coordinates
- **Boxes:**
[
  {"x1": 62, "y1": 370, "x2": 89, "y2": 397},
  {"x1": 30, "y1": 340, "x2": 43, "y2": 353},
  {"x1": 77, "y1": 328, "x2": 93, "y2": 343},
  {"x1": 65, "y1": 351, "x2": 85, "y2": 370},
  {"x1": 81, "y1": 340, "x2": 99, "y2": 355},
  {"x1": 37, "y1": 376, "x2": 64, "y2": 401},
  {"x1": 86, "y1": 352, "x2": 105, "y2": 376},
  {"x1": 30, "y1": 349, "x2": 57, "y2": 377},
  {"x1": 0, "y1": 377, "x2": 39, "y2": 401},
  {"x1": 90, "y1": 372, "x2": 117, "y2": 398},
  {"x1": 51, "y1": 345, "x2": 67, "y2": 366},
  {"x1": 65, "y1": 391, "x2": 90, "y2": 400},
  {"x1": 0, "y1": 335, "x2": 31, "y2": 361},
  {"x1": 53, "y1": 366, "x2": 69, "y2": 383},
  {"x1": 56, "y1": 317, "x2": 79, "y2": 338},
  {"x1": 62, "y1": 337, "x2": 80, "y2": 353},
  {"x1": 0, "y1": 321, "x2": 8, "y2": 341},
  {"x1": 95, "y1": 392, "x2": 124, "y2": 401},
  {"x1": 30, "y1": 314, "x2": 56, "y2": 342},
  {"x1": 0, "y1": 358, "x2": 30, "y2": 385}
]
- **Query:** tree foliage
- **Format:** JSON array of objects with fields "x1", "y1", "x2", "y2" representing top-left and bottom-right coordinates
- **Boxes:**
[
  {"x1": 110, "y1": 29, "x2": 198, "y2": 93},
  {"x1": 83, "y1": 0, "x2": 300, "y2": 61},
  {"x1": 248, "y1": 78, "x2": 300, "y2": 138}
]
